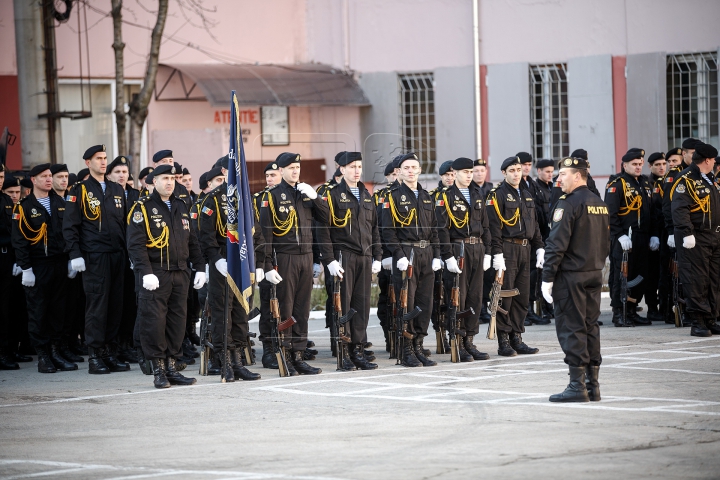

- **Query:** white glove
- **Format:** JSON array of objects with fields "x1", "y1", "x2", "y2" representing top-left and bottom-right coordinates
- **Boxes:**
[
  {"x1": 371, "y1": 260, "x2": 381, "y2": 274},
  {"x1": 381, "y1": 257, "x2": 392, "y2": 270},
  {"x1": 483, "y1": 255, "x2": 491, "y2": 271},
  {"x1": 492, "y1": 254, "x2": 506, "y2": 271},
  {"x1": 618, "y1": 235, "x2": 632, "y2": 251},
  {"x1": 129, "y1": 261, "x2": 134, "y2": 270},
  {"x1": 313, "y1": 263, "x2": 322, "y2": 278},
  {"x1": 143, "y1": 274, "x2": 159, "y2": 291},
  {"x1": 536, "y1": 248, "x2": 545, "y2": 269},
  {"x1": 255, "y1": 268, "x2": 265, "y2": 283},
  {"x1": 193, "y1": 271, "x2": 206, "y2": 289},
  {"x1": 67, "y1": 261, "x2": 77, "y2": 279},
  {"x1": 667, "y1": 235, "x2": 676, "y2": 249},
  {"x1": 397, "y1": 257, "x2": 409, "y2": 271},
  {"x1": 215, "y1": 258, "x2": 228, "y2": 277},
  {"x1": 432, "y1": 258, "x2": 443, "y2": 271},
  {"x1": 445, "y1": 257, "x2": 461, "y2": 273},
  {"x1": 649, "y1": 236, "x2": 660, "y2": 251},
  {"x1": 327, "y1": 260, "x2": 344, "y2": 279},
  {"x1": 70, "y1": 257, "x2": 86, "y2": 272},
  {"x1": 12, "y1": 263, "x2": 22, "y2": 276},
  {"x1": 21, "y1": 268, "x2": 35, "y2": 287},
  {"x1": 683, "y1": 235, "x2": 696, "y2": 249},
  {"x1": 265, "y1": 269, "x2": 283, "y2": 284},
  {"x1": 296, "y1": 182, "x2": 317, "y2": 200},
  {"x1": 541, "y1": 282, "x2": 554, "y2": 304}
]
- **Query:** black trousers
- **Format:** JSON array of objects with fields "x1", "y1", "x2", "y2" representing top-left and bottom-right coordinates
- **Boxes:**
[
  {"x1": 676, "y1": 230, "x2": 720, "y2": 320},
  {"x1": 0, "y1": 248, "x2": 19, "y2": 349},
  {"x1": 497, "y1": 242, "x2": 530, "y2": 334},
  {"x1": 82, "y1": 250, "x2": 125, "y2": 348},
  {"x1": 391, "y1": 247, "x2": 434, "y2": 339},
  {"x1": 442, "y1": 241, "x2": 486, "y2": 336},
  {"x1": 257, "y1": 279, "x2": 272, "y2": 343},
  {"x1": 609, "y1": 231, "x2": 649, "y2": 309},
  {"x1": 208, "y1": 260, "x2": 249, "y2": 350},
  {"x1": 138, "y1": 269, "x2": 190, "y2": 360},
  {"x1": 186, "y1": 281, "x2": 200, "y2": 334},
  {"x1": 376, "y1": 268, "x2": 391, "y2": 329},
  {"x1": 336, "y1": 250, "x2": 372, "y2": 344},
  {"x1": 24, "y1": 256, "x2": 67, "y2": 348},
  {"x1": 553, "y1": 270, "x2": 602, "y2": 367},
  {"x1": 529, "y1": 249, "x2": 538, "y2": 304},
  {"x1": 276, "y1": 252, "x2": 313, "y2": 352},
  {"x1": 119, "y1": 263, "x2": 136, "y2": 343}
]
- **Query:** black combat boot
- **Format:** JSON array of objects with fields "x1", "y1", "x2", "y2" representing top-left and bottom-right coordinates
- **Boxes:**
[
  {"x1": 510, "y1": 332, "x2": 539, "y2": 354},
  {"x1": 464, "y1": 335, "x2": 489, "y2": 360},
  {"x1": 337, "y1": 344, "x2": 357, "y2": 371},
  {"x1": 182, "y1": 338, "x2": 200, "y2": 358},
  {"x1": 137, "y1": 347, "x2": 152, "y2": 375},
  {"x1": 116, "y1": 340, "x2": 138, "y2": 363},
  {"x1": 207, "y1": 350, "x2": 221, "y2": 375},
  {"x1": 364, "y1": 348, "x2": 376, "y2": 361},
  {"x1": 229, "y1": 349, "x2": 261, "y2": 380},
  {"x1": 220, "y1": 349, "x2": 235, "y2": 382},
  {"x1": 479, "y1": 304, "x2": 491, "y2": 324},
  {"x1": 414, "y1": 338, "x2": 437, "y2": 367},
  {"x1": 67, "y1": 336, "x2": 87, "y2": 356},
  {"x1": 690, "y1": 318, "x2": 711, "y2": 337},
  {"x1": 11, "y1": 351, "x2": 33, "y2": 363},
  {"x1": 292, "y1": 350, "x2": 322, "y2": 375},
  {"x1": 36, "y1": 346, "x2": 57, "y2": 373},
  {"x1": 58, "y1": 339, "x2": 84, "y2": 363},
  {"x1": 284, "y1": 350, "x2": 299, "y2": 376},
  {"x1": 612, "y1": 307, "x2": 630, "y2": 327},
  {"x1": 456, "y1": 336, "x2": 474, "y2": 362},
  {"x1": 187, "y1": 329, "x2": 201, "y2": 346},
  {"x1": 166, "y1": 357, "x2": 197, "y2": 385},
  {"x1": 529, "y1": 303, "x2": 551, "y2": 325},
  {"x1": 542, "y1": 302, "x2": 555, "y2": 320},
  {"x1": 382, "y1": 325, "x2": 392, "y2": 352},
  {"x1": 646, "y1": 310, "x2": 664, "y2": 322},
  {"x1": 401, "y1": 339, "x2": 422, "y2": 367},
  {"x1": 585, "y1": 365, "x2": 601, "y2": 401},
  {"x1": 303, "y1": 347, "x2": 316, "y2": 361},
  {"x1": 87, "y1": 346, "x2": 110, "y2": 374},
  {"x1": 307, "y1": 340, "x2": 316, "y2": 348},
  {"x1": 443, "y1": 333, "x2": 451, "y2": 352},
  {"x1": 306, "y1": 344, "x2": 319, "y2": 356},
  {"x1": 497, "y1": 332, "x2": 517, "y2": 357},
  {"x1": 0, "y1": 348, "x2": 19, "y2": 370},
  {"x1": 549, "y1": 366, "x2": 590, "y2": 403},
  {"x1": 150, "y1": 358, "x2": 170, "y2": 388},
  {"x1": 349, "y1": 344, "x2": 377, "y2": 370},
  {"x1": 707, "y1": 318, "x2": 720, "y2": 335},
  {"x1": 49, "y1": 342, "x2": 78, "y2": 371},
  {"x1": 261, "y1": 341, "x2": 279, "y2": 369},
  {"x1": 101, "y1": 345, "x2": 130, "y2": 372},
  {"x1": 628, "y1": 309, "x2": 651, "y2": 326}
]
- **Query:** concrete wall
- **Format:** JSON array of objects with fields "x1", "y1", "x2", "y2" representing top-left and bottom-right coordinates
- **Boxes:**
[
  {"x1": 626, "y1": 52, "x2": 667, "y2": 157},
  {"x1": 434, "y1": 66, "x2": 477, "y2": 166}
]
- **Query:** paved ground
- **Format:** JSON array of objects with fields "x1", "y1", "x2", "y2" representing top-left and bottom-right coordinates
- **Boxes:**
[{"x1": 1, "y1": 301, "x2": 719, "y2": 479}]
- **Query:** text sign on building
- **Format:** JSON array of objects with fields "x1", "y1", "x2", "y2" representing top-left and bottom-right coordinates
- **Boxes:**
[
  {"x1": 214, "y1": 107, "x2": 259, "y2": 144},
  {"x1": 261, "y1": 106, "x2": 290, "y2": 146}
]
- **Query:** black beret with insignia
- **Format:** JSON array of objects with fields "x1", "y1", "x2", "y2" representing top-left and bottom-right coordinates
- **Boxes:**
[
  {"x1": 500, "y1": 156, "x2": 521, "y2": 171},
  {"x1": 68, "y1": 173, "x2": 77, "y2": 186},
  {"x1": 451, "y1": 157, "x2": 473, "y2": 171},
  {"x1": 383, "y1": 162, "x2": 395, "y2": 176},
  {"x1": 182, "y1": 168, "x2": 190, "y2": 176},
  {"x1": 275, "y1": 152, "x2": 301, "y2": 168},
  {"x1": 622, "y1": 148, "x2": 645, "y2": 163},
  {"x1": 647, "y1": 152, "x2": 665, "y2": 164},
  {"x1": 77, "y1": 168, "x2": 90, "y2": 181},
  {"x1": 152, "y1": 149, "x2": 173, "y2": 163},
  {"x1": 83, "y1": 144, "x2": 106, "y2": 160},
  {"x1": 516, "y1": 152, "x2": 533, "y2": 164},
  {"x1": 138, "y1": 167, "x2": 154, "y2": 181},
  {"x1": 439, "y1": 160, "x2": 455, "y2": 175},
  {"x1": 536, "y1": 159, "x2": 555, "y2": 169},
  {"x1": 264, "y1": 161, "x2": 278, "y2": 173},
  {"x1": 213, "y1": 155, "x2": 230, "y2": 170},
  {"x1": 667, "y1": 147, "x2": 683, "y2": 158},
  {"x1": 173, "y1": 162, "x2": 182, "y2": 173},
  {"x1": 206, "y1": 166, "x2": 224, "y2": 182},
  {"x1": 150, "y1": 164, "x2": 176, "y2": 181},
  {"x1": 50, "y1": 164, "x2": 68, "y2": 175},
  {"x1": 396, "y1": 152, "x2": 419, "y2": 168},
  {"x1": 570, "y1": 148, "x2": 588, "y2": 160},
  {"x1": 20, "y1": 178, "x2": 32, "y2": 189},
  {"x1": 107, "y1": 156, "x2": 129, "y2": 173},
  {"x1": 198, "y1": 172, "x2": 208, "y2": 190},
  {"x1": 695, "y1": 142, "x2": 718, "y2": 159},
  {"x1": 335, "y1": 151, "x2": 362, "y2": 166},
  {"x1": 29, "y1": 163, "x2": 52, "y2": 177},
  {"x1": 682, "y1": 137, "x2": 701, "y2": 150},
  {"x1": 391, "y1": 155, "x2": 404, "y2": 169},
  {"x1": 559, "y1": 156, "x2": 589, "y2": 170},
  {"x1": 474, "y1": 158, "x2": 486, "y2": 167},
  {"x1": 2, "y1": 177, "x2": 22, "y2": 190}
]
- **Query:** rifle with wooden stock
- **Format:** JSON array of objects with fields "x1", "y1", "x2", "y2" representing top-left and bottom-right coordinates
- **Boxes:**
[
  {"x1": 447, "y1": 242, "x2": 474, "y2": 363},
  {"x1": 270, "y1": 250, "x2": 296, "y2": 377},
  {"x1": 331, "y1": 252, "x2": 357, "y2": 370},
  {"x1": 670, "y1": 253, "x2": 684, "y2": 328},
  {"x1": 396, "y1": 249, "x2": 421, "y2": 365},
  {"x1": 432, "y1": 264, "x2": 448, "y2": 354},
  {"x1": 486, "y1": 270, "x2": 519, "y2": 340}
]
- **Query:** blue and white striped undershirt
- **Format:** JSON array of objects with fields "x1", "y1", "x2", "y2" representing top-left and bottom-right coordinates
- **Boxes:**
[
  {"x1": 349, "y1": 186, "x2": 360, "y2": 200},
  {"x1": 458, "y1": 187, "x2": 470, "y2": 204},
  {"x1": 412, "y1": 189, "x2": 418, "y2": 198},
  {"x1": 164, "y1": 200, "x2": 172, "y2": 210},
  {"x1": 100, "y1": 182, "x2": 106, "y2": 194},
  {"x1": 36, "y1": 196, "x2": 51, "y2": 215}
]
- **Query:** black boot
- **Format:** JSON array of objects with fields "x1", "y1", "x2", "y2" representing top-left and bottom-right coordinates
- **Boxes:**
[
  {"x1": 0, "y1": 348, "x2": 19, "y2": 370},
  {"x1": 456, "y1": 336, "x2": 474, "y2": 362},
  {"x1": 382, "y1": 325, "x2": 392, "y2": 352},
  {"x1": 542, "y1": 302, "x2": 555, "y2": 320},
  {"x1": 497, "y1": 332, "x2": 517, "y2": 357},
  {"x1": 187, "y1": 329, "x2": 201, "y2": 346},
  {"x1": 303, "y1": 347, "x2": 316, "y2": 361},
  {"x1": 101, "y1": 345, "x2": 130, "y2": 372},
  {"x1": 646, "y1": 310, "x2": 664, "y2": 322},
  {"x1": 443, "y1": 333, "x2": 451, "y2": 352},
  {"x1": 117, "y1": 341, "x2": 138, "y2": 363},
  {"x1": 612, "y1": 307, "x2": 632, "y2": 327},
  {"x1": 261, "y1": 341, "x2": 279, "y2": 369},
  {"x1": 307, "y1": 340, "x2": 316, "y2": 348},
  {"x1": 510, "y1": 332, "x2": 539, "y2": 354},
  {"x1": 690, "y1": 318, "x2": 711, "y2": 337},
  {"x1": 585, "y1": 365, "x2": 601, "y2": 401},
  {"x1": 628, "y1": 309, "x2": 651, "y2": 326},
  {"x1": 285, "y1": 350, "x2": 299, "y2": 376},
  {"x1": 401, "y1": 339, "x2": 422, "y2": 367},
  {"x1": 479, "y1": 304, "x2": 491, "y2": 324},
  {"x1": 150, "y1": 358, "x2": 171, "y2": 388},
  {"x1": 414, "y1": 338, "x2": 437, "y2": 367},
  {"x1": 182, "y1": 338, "x2": 200, "y2": 358},
  {"x1": 230, "y1": 349, "x2": 261, "y2": 380},
  {"x1": 36, "y1": 346, "x2": 57, "y2": 373},
  {"x1": 707, "y1": 318, "x2": 720, "y2": 335},
  {"x1": 67, "y1": 336, "x2": 87, "y2": 356},
  {"x1": 207, "y1": 351, "x2": 221, "y2": 375},
  {"x1": 11, "y1": 351, "x2": 33, "y2": 363},
  {"x1": 137, "y1": 347, "x2": 152, "y2": 375},
  {"x1": 464, "y1": 335, "x2": 489, "y2": 360},
  {"x1": 220, "y1": 349, "x2": 235, "y2": 382},
  {"x1": 166, "y1": 357, "x2": 197, "y2": 385},
  {"x1": 50, "y1": 342, "x2": 78, "y2": 371},
  {"x1": 58, "y1": 339, "x2": 84, "y2": 363},
  {"x1": 349, "y1": 344, "x2": 378, "y2": 370},
  {"x1": 337, "y1": 344, "x2": 357, "y2": 371},
  {"x1": 87, "y1": 346, "x2": 110, "y2": 375},
  {"x1": 292, "y1": 350, "x2": 322, "y2": 375},
  {"x1": 529, "y1": 303, "x2": 551, "y2": 325},
  {"x1": 549, "y1": 366, "x2": 590, "y2": 403}
]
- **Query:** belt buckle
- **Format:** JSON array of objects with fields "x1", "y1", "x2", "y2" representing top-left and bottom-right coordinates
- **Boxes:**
[
  {"x1": 467, "y1": 237, "x2": 476, "y2": 245},
  {"x1": 418, "y1": 240, "x2": 429, "y2": 248},
  {"x1": 716, "y1": 226, "x2": 720, "y2": 233},
  {"x1": 0, "y1": 247, "x2": 6, "y2": 254},
  {"x1": 521, "y1": 239, "x2": 528, "y2": 246}
]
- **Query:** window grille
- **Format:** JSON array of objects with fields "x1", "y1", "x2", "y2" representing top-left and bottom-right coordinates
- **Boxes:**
[
  {"x1": 529, "y1": 64, "x2": 569, "y2": 160},
  {"x1": 398, "y1": 73, "x2": 436, "y2": 175}
]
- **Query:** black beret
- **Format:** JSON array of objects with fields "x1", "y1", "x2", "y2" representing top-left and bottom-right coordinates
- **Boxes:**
[
  {"x1": 451, "y1": 158, "x2": 473, "y2": 171},
  {"x1": 264, "y1": 161, "x2": 279, "y2": 173},
  {"x1": 333, "y1": 168, "x2": 342, "y2": 178},
  {"x1": 474, "y1": 158, "x2": 486, "y2": 167},
  {"x1": 68, "y1": 173, "x2": 77, "y2": 186},
  {"x1": 682, "y1": 138, "x2": 701, "y2": 150},
  {"x1": 667, "y1": 147, "x2": 683, "y2": 158},
  {"x1": 558, "y1": 156, "x2": 589, "y2": 170},
  {"x1": 500, "y1": 156, "x2": 521, "y2": 171},
  {"x1": 570, "y1": 149, "x2": 588, "y2": 160},
  {"x1": 622, "y1": 148, "x2": 645, "y2": 162},
  {"x1": 83, "y1": 144, "x2": 106, "y2": 160},
  {"x1": 76, "y1": 168, "x2": 90, "y2": 181},
  {"x1": 335, "y1": 151, "x2": 362, "y2": 166},
  {"x1": 647, "y1": 152, "x2": 665, "y2": 164},
  {"x1": 173, "y1": 162, "x2": 182, "y2": 173},
  {"x1": 716, "y1": 156, "x2": 720, "y2": 166},
  {"x1": 20, "y1": 178, "x2": 32, "y2": 189},
  {"x1": 182, "y1": 168, "x2": 190, "y2": 176},
  {"x1": 439, "y1": 160, "x2": 454, "y2": 175},
  {"x1": 695, "y1": 142, "x2": 718, "y2": 159},
  {"x1": 150, "y1": 164, "x2": 177, "y2": 180},
  {"x1": 138, "y1": 167, "x2": 154, "y2": 180},
  {"x1": 397, "y1": 152, "x2": 419, "y2": 168},
  {"x1": 29, "y1": 163, "x2": 52, "y2": 177},
  {"x1": 0, "y1": 163, "x2": 4, "y2": 172},
  {"x1": 383, "y1": 163, "x2": 395, "y2": 176},
  {"x1": 50, "y1": 164, "x2": 68, "y2": 175},
  {"x1": 206, "y1": 166, "x2": 224, "y2": 182},
  {"x1": 516, "y1": 152, "x2": 533, "y2": 164},
  {"x1": 536, "y1": 159, "x2": 555, "y2": 169},
  {"x1": 152, "y1": 149, "x2": 173, "y2": 163},
  {"x1": 2, "y1": 177, "x2": 21, "y2": 190},
  {"x1": 107, "y1": 156, "x2": 129, "y2": 173},
  {"x1": 391, "y1": 155, "x2": 404, "y2": 169},
  {"x1": 213, "y1": 155, "x2": 230, "y2": 169},
  {"x1": 127, "y1": 173, "x2": 134, "y2": 181},
  {"x1": 275, "y1": 152, "x2": 301, "y2": 168},
  {"x1": 198, "y1": 173, "x2": 208, "y2": 190}
]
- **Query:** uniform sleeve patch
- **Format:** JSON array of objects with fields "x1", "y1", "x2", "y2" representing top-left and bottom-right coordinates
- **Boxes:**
[
  {"x1": 383, "y1": 202, "x2": 389, "y2": 208},
  {"x1": 435, "y1": 199, "x2": 444, "y2": 206},
  {"x1": 202, "y1": 206, "x2": 214, "y2": 216},
  {"x1": 12, "y1": 213, "x2": 20, "y2": 220},
  {"x1": 653, "y1": 187, "x2": 660, "y2": 193},
  {"x1": 132, "y1": 211, "x2": 143, "y2": 223},
  {"x1": 665, "y1": 177, "x2": 673, "y2": 183},
  {"x1": 486, "y1": 199, "x2": 494, "y2": 206},
  {"x1": 261, "y1": 201, "x2": 268, "y2": 207},
  {"x1": 607, "y1": 187, "x2": 616, "y2": 193},
  {"x1": 190, "y1": 212, "x2": 198, "y2": 219},
  {"x1": 552, "y1": 208, "x2": 564, "y2": 222},
  {"x1": 66, "y1": 196, "x2": 76, "y2": 202},
  {"x1": 675, "y1": 183, "x2": 686, "y2": 194}
]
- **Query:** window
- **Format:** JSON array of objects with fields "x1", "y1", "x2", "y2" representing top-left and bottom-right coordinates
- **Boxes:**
[
  {"x1": 529, "y1": 64, "x2": 569, "y2": 160},
  {"x1": 667, "y1": 52, "x2": 719, "y2": 148},
  {"x1": 398, "y1": 73, "x2": 436, "y2": 175}
]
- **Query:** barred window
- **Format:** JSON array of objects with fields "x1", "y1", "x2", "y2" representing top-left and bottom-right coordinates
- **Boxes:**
[
  {"x1": 529, "y1": 64, "x2": 569, "y2": 160},
  {"x1": 667, "y1": 52, "x2": 719, "y2": 148},
  {"x1": 398, "y1": 73, "x2": 436, "y2": 175}
]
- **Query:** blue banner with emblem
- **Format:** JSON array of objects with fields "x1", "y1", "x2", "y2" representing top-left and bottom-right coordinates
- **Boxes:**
[{"x1": 226, "y1": 90, "x2": 255, "y2": 312}]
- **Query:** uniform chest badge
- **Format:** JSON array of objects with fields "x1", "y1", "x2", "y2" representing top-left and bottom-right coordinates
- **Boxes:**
[
  {"x1": 132, "y1": 211, "x2": 143, "y2": 223},
  {"x1": 676, "y1": 184, "x2": 686, "y2": 194},
  {"x1": 88, "y1": 192, "x2": 94, "y2": 198},
  {"x1": 31, "y1": 208, "x2": 37, "y2": 215},
  {"x1": 506, "y1": 194, "x2": 514, "y2": 201},
  {"x1": 281, "y1": 193, "x2": 286, "y2": 200},
  {"x1": 182, "y1": 218, "x2": 189, "y2": 230},
  {"x1": 705, "y1": 188, "x2": 710, "y2": 194},
  {"x1": 152, "y1": 208, "x2": 158, "y2": 214},
  {"x1": 341, "y1": 192, "x2": 347, "y2": 200},
  {"x1": 401, "y1": 195, "x2": 406, "y2": 201},
  {"x1": 553, "y1": 208, "x2": 564, "y2": 222},
  {"x1": 279, "y1": 206, "x2": 285, "y2": 213},
  {"x1": 222, "y1": 194, "x2": 227, "y2": 201},
  {"x1": 161, "y1": 221, "x2": 166, "y2": 227}
]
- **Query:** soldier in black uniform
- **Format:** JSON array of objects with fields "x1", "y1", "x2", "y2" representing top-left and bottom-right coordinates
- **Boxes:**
[
  {"x1": 127, "y1": 164, "x2": 207, "y2": 388},
  {"x1": 375, "y1": 160, "x2": 399, "y2": 352},
  {"x1": 138, "y1": 166, "x2": 154, "y2": 192},
  {"x1": 472, "y1": 158, "x2": 495, "y2": 324},
  {"x1": 315, "y1": 152, "x2": 381, "y2": 370},
  {"x1": 381, "y1": 152, "x2": 443, "y2": 367},
  {"x1": 670, "y1": 142, "x2": 720, "y2": 337},
  {"x1": 548, "y1": 149, "x2": 601, "y2": 212},
  {"x1": 486, "y1": 156, "x2": 544, "y2": 357},
  {"x1": 0, "y1": 175, "x2": 23, "y2": 369},
  {"x1": 534, "y1": 158, "x2": 556, "y2": 322},
  {"x1": 663, "y1": 140, "x2": 697, "y2": 251},
  {"x1": 63, "y1": 145, "x2": 130, "y2": 374},
  {"x1": 258, "y1": 152, "x2": 327, "y2": 375},
  {"x1": 435, "y1": 157, "x2": 492, "y2": 361},
  {"x1": 605, "y1": 148, "x2": 654, "y2": 327},
  {"x1": 541, "y1": 156, "x2": 609, "y2": 403},
  {"x1": 645, "y1": 152, "x2": 667, "y2": 322},
  {"x1": 146, "y1": 150, "x2": 193, "y2": 210},
  {"x1": 472, "y1": 158, "x2": 493, "y2": 197},
  {"x1": 12, "y1": 164, "x2": 75, "y2": 373}
]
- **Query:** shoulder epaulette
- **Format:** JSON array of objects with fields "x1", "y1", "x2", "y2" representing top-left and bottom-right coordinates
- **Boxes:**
[
  {"x1": 606, "y1": 177, "x2": 620, "y2": 187},
  {"x1": 137, "y1": 195, "x2": 150, "y2": 204},
  {"x1": 559, "y1": 194, "x2": 567, "y2": 200},
  {"x1": 267, "y1": 184, "x2": 278, "y2": 191}
]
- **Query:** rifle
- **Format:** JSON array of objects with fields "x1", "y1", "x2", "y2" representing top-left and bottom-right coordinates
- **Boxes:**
[
  {"x1": 535, "y1": 270, "x2": 545, "y2": 316},
  {"x1": 447, "y1": 242, "x2": 474, "y2": 363},
  {"x1": 396, "y1": 249, "x2": 421, "y2": 365},
  {"x1": 486, "y1": 270, "x2": 519, "y2": 340},
  {"x1": 331, "y1": 252, "x2": 358, "y2": 370},
  {"x1": 670, "y1": 253, "x2": 685, "y2": 328},
  {"x1": 198, "y1": 296, "x2": 211, "y2": 376},
  {"x1": 244, "y1": 307, "x2": 260, "y2": 366},
  {"x1": 388, "y1": 267, "x2": 397, "y2": 359},
  {"x1": 270, "y1": 250, "x2": 297, "y2": 377},
  {"x1": 620, "y1": 250, "x2": 643, "y2": 327},
  {"x1": 432, "y1": 265, "x2": 448, "y2": 354}
]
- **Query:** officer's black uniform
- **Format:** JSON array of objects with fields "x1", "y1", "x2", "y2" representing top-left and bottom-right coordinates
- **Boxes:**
[
  {"x1": 119, "y1": 177, "x2": 141, "y2": 362},
  {"x1": 645, "y1": 155, "x2": 666, "y2": 322},
  {"x1": 0, "y1": 187, "x2": 23, "y2": 369},
  {"x1": 253, "y1": 182, "x2": 275, "y2": 367},
  {"x1": 374, "y1": 171, "x2": 400, "y2": 351},
  {"x1": 315, "y1": 176, "x2": 338, "y2": 332}
]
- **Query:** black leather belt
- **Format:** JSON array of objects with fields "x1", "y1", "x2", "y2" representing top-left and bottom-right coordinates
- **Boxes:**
[
  {"x1": 504, "y1": 238, "x2": 529, "y2": 246},
  {"x1": 453, "y1": 237, "x2": 482, "y2": 245},
  {"x1": 402, "y1": 240, "x2": 430, "y2": 248}
]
